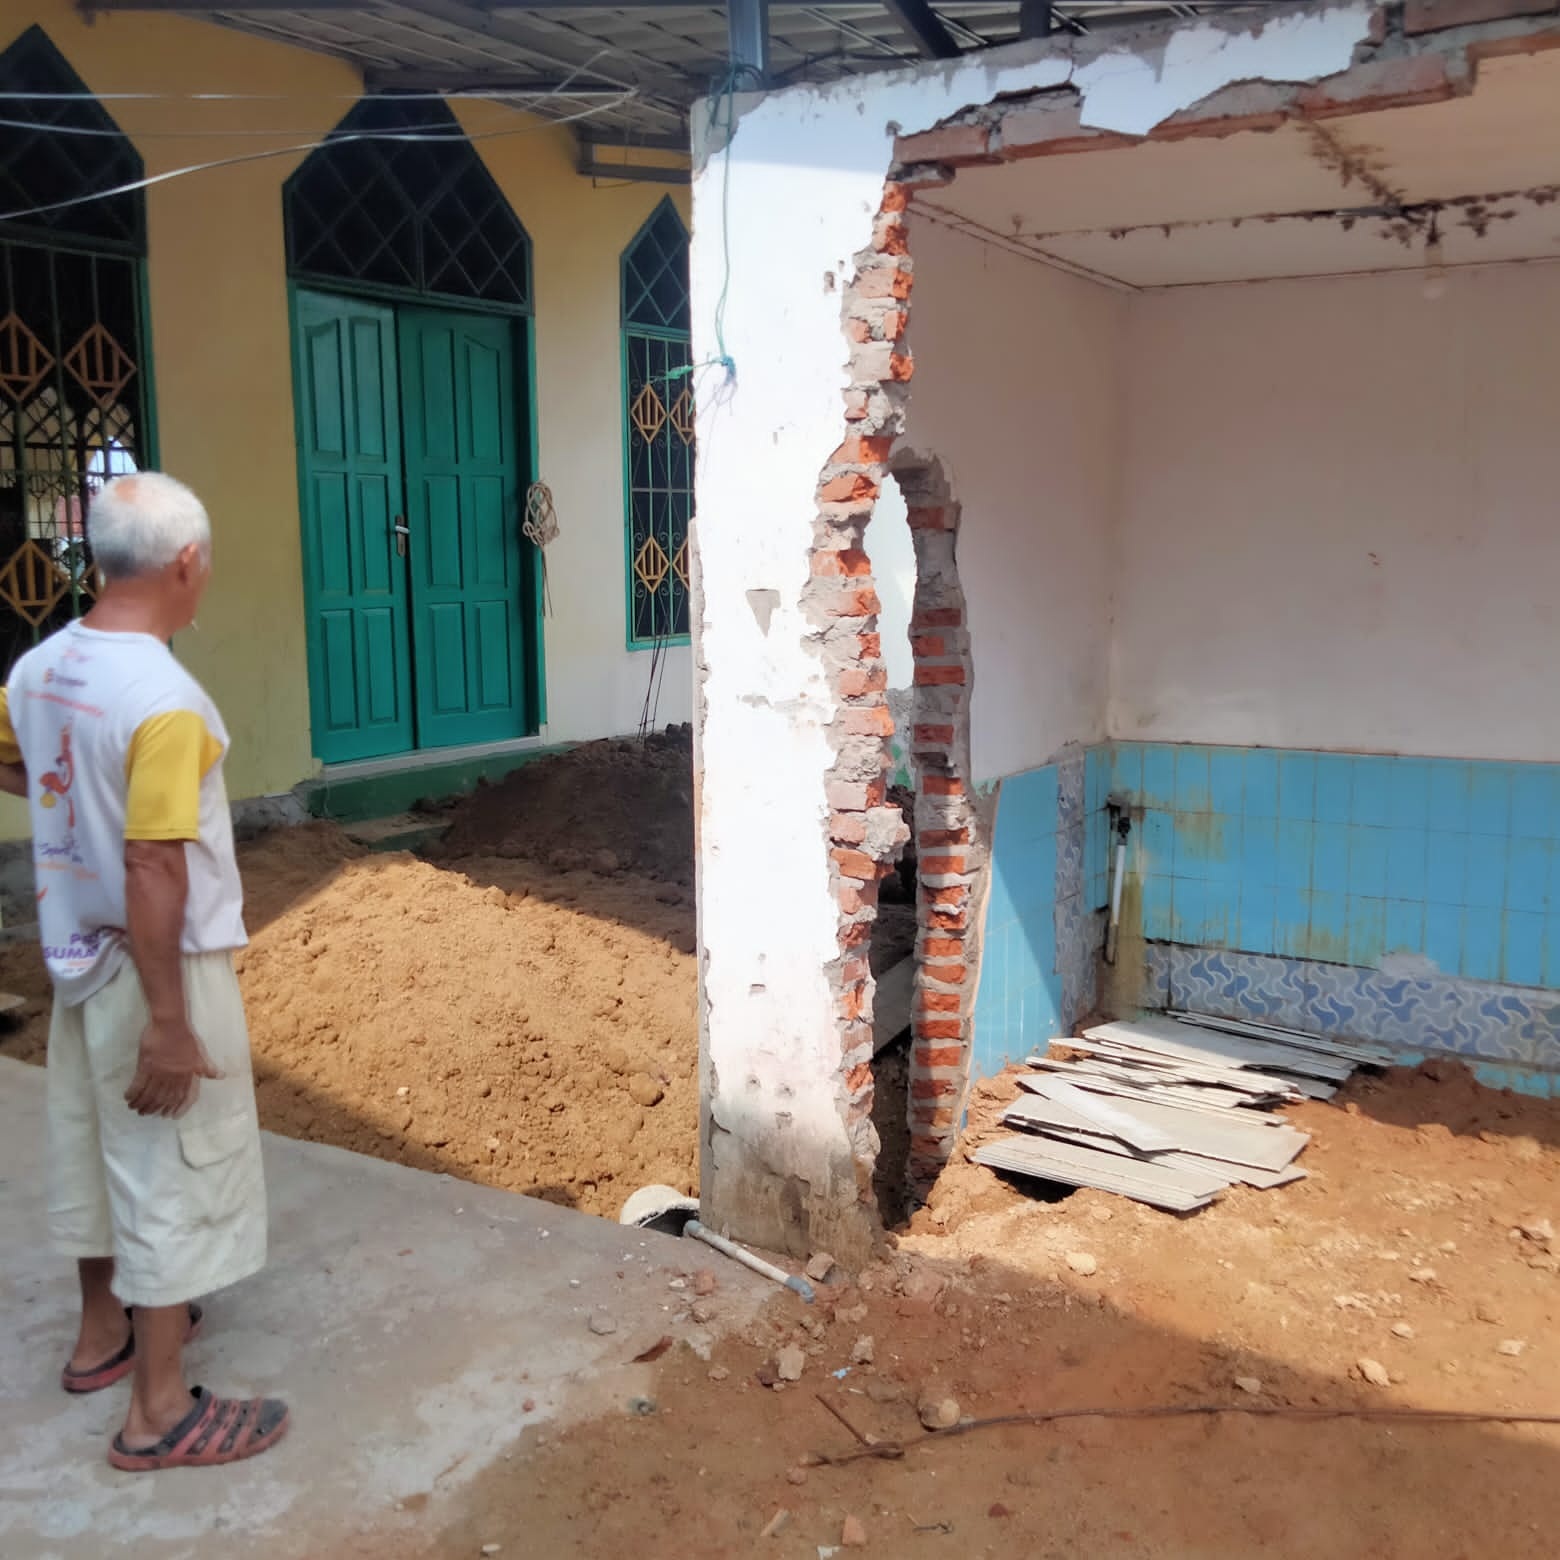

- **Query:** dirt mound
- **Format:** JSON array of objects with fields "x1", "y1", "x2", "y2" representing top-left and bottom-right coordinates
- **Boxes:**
[{"x1": 430, "y1": 727, "x2": 695, "y2": 884}]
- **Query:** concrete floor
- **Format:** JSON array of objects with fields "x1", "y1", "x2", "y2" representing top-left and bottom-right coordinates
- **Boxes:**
[{"x1": 0, "y1": 1057, "x2": 762, "y2": 1559}]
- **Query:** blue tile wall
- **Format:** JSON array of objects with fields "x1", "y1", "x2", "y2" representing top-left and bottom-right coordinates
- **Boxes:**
[
  {"x1": 971, "y1": 753, "x2": 1099, "y2": 1078},
  {"x1": 1106, "y1": 742, "x2": 1560, "y2": 991}
]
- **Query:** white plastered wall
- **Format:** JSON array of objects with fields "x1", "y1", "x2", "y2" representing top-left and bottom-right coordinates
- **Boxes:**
[
  {"x1": 689, "y1": 2, "x2": 1374, "y2": 1246},
  {"x1": 903, "y1": 220, "x2": 1124, "y2": 781},
  {"x1": 1110, "y1": 262, "x2": 1560, "y2": 762}
]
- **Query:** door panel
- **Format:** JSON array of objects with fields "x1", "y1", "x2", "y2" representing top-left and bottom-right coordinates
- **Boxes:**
[
  {"x1": 294, "y1": 291, "x2": 414, "y2": 763},
  {"x1": 398, "y1": 309, "x2": 529, "y2": 748}
]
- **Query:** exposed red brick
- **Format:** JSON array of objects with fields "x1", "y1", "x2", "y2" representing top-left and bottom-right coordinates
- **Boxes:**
[
  {"x1": 855, "y1": 266, "x2": 913, "y2": 302},
  {"x1": 865, "y1": 776, "x2": 887, "y2": 807},
  {"x1": 926, "y1": 885, "x2": 967, "y2": 909},
  {"x1": 910, "y1": 1076, "x2": 960, "y2": 1100},
  {"x1": 906, "y1": 506, "x2": 950, "y2": 532},
  {"x1": 911, "y1": 1106, "x2": 957, "y2": 1131},
  {"x1": 914, "y1": 725, "x2": 954, "y2": 746},
  {"x1": 923, "y1": 775, "x2": 963, "y2": 797},
  {"x1": 873, "y1": 216, "x2": 910, "y2": 257},
  {"x1": 923, "y1": 961, "x2": 966, "y2": 985},
  {"x1": 1150, "y1": 109, "x2": 1287, "y2": 145},
  {"x1": 921, "y1": 935, "x2": 963, "y2": 958},
  {"x1": 819, "y1": 472, "x2": 879, "y2": 504},
  {"x1": 916, "y1": 664, "x2": 966, "y2": 687},
  {"x1": 837, "y1": 665, "x2": 888, "y2": 699},
  {"x1": 921, "y1": 855, "x2": 965, "y2": 876},
  {"x1": 914, "y1": 1044, "x2": 964, "y2": 1069},
  {"x1": 844, "y1": 317, "x2": 871, "y2": 344},
  {"x1": 830, "y1": 433, "x2": 895, "y2": 466},
  {"x1": 846, "y1": 1062, "x2": 873, "y2": 1092},
  {"x1": 911, "y1": 633, "x2": 946, "y2": 658},
  {"x1": 843, "y1": 389, "x2": 869, "y2": 422},
  {"x1": 839, "y1": 705, "x2": 894, "y2": 739},
  {"x1": 1465, "y1": 27, "x2": 1560, "y2": 61},
  {"x1": 841, "y1": 983, "x2": 867, "y2": 1021},
  {"x1": 810, "y1": 547, "x2": 872, "y2": 578},
  {"x1": 917, "y1": 991, "x2": 960, "y2": 1014},
  {"x1": 842, "y1": 954, "x2": 871, "y2": 986},
  {"x1": 832, "y1": 812, "x2": 867, "y2": 845},
  {"x1": 895, "y1": 123, "x2": 991, "y2": 165},
  {"x1": 1297, "y1": 54, "x2": 1454, "y2": 116},
  {"x1": 837, "y1": 882, "x2": 867, "y2": 915},
  {"x1": 911, "y1": 606, "x2": 962, "y2": 629},
  {"x1": 879, "y1": 182, "x2": 909, "y2": 214},
  {"x1": 821, "y1": 585, "x2": 881, "y2": 619},
  {"x1": 832, "y1": 847, "x2": 877, "y2": 881},
  {"x1": 881, "y1": 310, "x2": 907, "y2": 342},
  {"x1": 927, "y1": 908, "x2": 966, "y2": 932},
  {"x1": 840, "y1": 918, "x2": 874, "y2": 949},
  {"x1": 826, "y1": 779, "x2": 871, "y2": 811},
  {"x1": 889, "y1": 353, "x2": 914, "y2": 382},
  {"x1": 914, "y1": 1016, "x2": 962, "y2": 1038},
  {"x1": 920, "y1": 828, "x2": 968, "y2": 847},
  {"x1": 1403, "y1": 0, "x2": 1555, "y2": 32}
]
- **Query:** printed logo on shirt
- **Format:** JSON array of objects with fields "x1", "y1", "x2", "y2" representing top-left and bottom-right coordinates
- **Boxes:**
[{"x1": 38, "y1": 724, "x2": 76, "y2": 828}]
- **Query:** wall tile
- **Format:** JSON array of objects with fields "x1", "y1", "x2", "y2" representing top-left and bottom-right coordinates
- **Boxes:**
[
  {"x1": 1348, "y1": 827, "x2": 1390, "y2": 899},
  {"x1": 1465, "y1": 836, "x2": 1507, "y2": 910},
  {"x1": 1110, "y1": 742, "x2": 1143, "y2": 802},
  {"x1": 1172, "y1": 879, "x2": 1207, "y2": 945},
  {"x1": 1425, "y1": 903, "x2": 1463, "y2": 975},
  {"x1": 1314, "y1": 753, "x2": 1352, "y2": 824},
  {"x1": 1428, "y1": 760, "x2": 1471, "y2": 832},
  {"x1": 1347, "y1": 895, "x2": 1386, "y2": 968},
  {"x1": 1244, "y1": 750, "x2": 1279, "y2": 820},
  {"x1": 1469, "y1": 764, "x2": 1512, "y2": 837},
  {"x1": 1511, "y1": 764, "x2": 1558, "y2": 836},
  {"x1": 1462, "y1": 912, "x2": 1503, "y2": 983},
  {"x1": 1275, "y1": 821, "x2": 1314, "y2": 889},
  {"x1": 1238, "y1": 882, "x2": 1276, "y2": 953},
  {"x1": 1505, "y1": 911, "x2": 1546, "y2": 989},
  {"x1": 1143, "y1": 873, "x2": 1173, "y2": 942},
  {"x1": 1275, "y1": 885, "x2": 1310, "y2": 958},
  {"x1": 1140, "y1": 808, "x2": 1175, "y2": 877},
  {"x1": 1387, "y1": 759, "x2": 1431, "y2": 832},
  {"x1": 1174, "y1": 746, "x2": 1212, "y2": 814},
  {"x1": 1240, "y1": 817, "x2": 1277, "y2": 887},
  {"x1": 1425, "y1": 831, "x2": 1468, "y2": 906},
  {"x1": 1204, "y1": 882, "x2": 1238, "y2": 947},
  {"x1": 1142, "y1": 745, "x2": 1176, "y2": 810},
  {"x1": 1278, "y1": 752, "x2": 1317, "y2": 820},
  {"x1": 1507, "y1": 836, "x2": 1551, "y2": 915},
  {"x1": 1307, "y1": 889, "x2": 1347, "y2": 958},
  {"x1": 1351, "y1": 757, "x2": 1393, "y2": 829},
  {"x1": 1385, "y1": 898, "x2": 1425, "y2": 954},
  {"x1": 1386, "y1": 827, "x2": 1428, "y2": 901},
  {"x1": 1209, "y1": 748, "x2": 1244, "y2": 817},
  {"x1": 1546, "y1": 919, "x2": 1560, "y2": 988},
  {"x1": 1312, "y1": 822, "x2": 1350, "y2": 895}
]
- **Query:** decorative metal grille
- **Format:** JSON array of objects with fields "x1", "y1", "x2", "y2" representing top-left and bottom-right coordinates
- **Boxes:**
[
  {"x1": 285, "y1": 98, "x2": 532, "y2": 310},
  {"x1": 0, "y1": 29, "x2": 148, "y2": 672},
  {"x1": 623, "y1": 200, "x2": 692, "y2": 646}
]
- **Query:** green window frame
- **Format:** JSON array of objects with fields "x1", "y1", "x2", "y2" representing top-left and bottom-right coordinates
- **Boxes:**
[
  {"x1": 621, "y1": 199, "x2": 692, "y2": 650},
  {"x1": 0, "y1": 26, "x2": 154, "y2": 673}
]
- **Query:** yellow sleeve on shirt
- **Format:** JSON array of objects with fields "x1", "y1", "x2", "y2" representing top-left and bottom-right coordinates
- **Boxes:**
[
  {"x1": 0, "y1": 689, "x2": 19, "y2": 767},
  {"x1": 124, "y1": 711, "x2": 223, "y2": 842}
]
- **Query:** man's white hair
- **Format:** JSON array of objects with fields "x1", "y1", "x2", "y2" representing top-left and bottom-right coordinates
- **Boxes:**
[{"x1": 88, "y1": 472, "x2": 211, "y2": 580}]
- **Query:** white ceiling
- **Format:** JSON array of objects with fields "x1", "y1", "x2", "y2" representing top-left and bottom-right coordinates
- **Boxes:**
[{"x1": 923, "y1": 50, "x2": 1560, "y2": 288}]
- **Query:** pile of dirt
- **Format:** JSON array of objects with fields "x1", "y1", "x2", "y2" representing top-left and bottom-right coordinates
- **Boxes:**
[
  {"x1": 428, "y1": 727, "x2": 695, "y2": 884},
  {"x1": 0, "y1": 821, "x2": 700, "y2": 1218}
]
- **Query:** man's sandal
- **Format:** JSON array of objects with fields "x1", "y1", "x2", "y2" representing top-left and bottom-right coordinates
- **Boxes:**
[
  {"x1": 109, "y1": 1387, "x2": 291, "y2": 1471},
  {"x1": 60, "y1": 1304, "x2": 203, "y2": 1395}
]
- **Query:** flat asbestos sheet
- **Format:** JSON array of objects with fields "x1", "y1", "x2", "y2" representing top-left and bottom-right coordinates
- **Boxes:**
[
  {"x1": 1023, "y1": 1058, "x2": 1290, "y2": 1116},
  {"x1": 1006, "y1": 1086, "x2": 1309, "y2": 1172},
  {"x1": 1031, "y1": 1076, "x2": 1181, "y2": 1153},
  {"x1": 1065, "y1": 1038, "x2": 1303, "y2": 1100},
  {"x1": 974, "y1": 1136, "x2": 1222, "y2": 1212},
  {"x1": 1169, "y1": 1010, "x2": 1392, "y2": 1067},
  {"x1": 1083, "y1": 1017, "x2": 1355, "y2": 1084}
]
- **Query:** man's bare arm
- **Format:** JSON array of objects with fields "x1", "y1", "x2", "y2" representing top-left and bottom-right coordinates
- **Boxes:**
[
  {"x1": 0, "y1": 761, "x2": 26, "y2": 798},
  {"x1": 123, "y1": 839, "x2": 218, "y2": 1117}
]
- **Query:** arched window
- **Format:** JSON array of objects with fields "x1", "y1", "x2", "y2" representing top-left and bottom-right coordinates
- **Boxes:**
[
  {"x1": 0, "y1": 26, "x2": 149, "y2": 668},
  {"x1": 621, "y1": 199, "x2": 691, "y2": 648},
  {"x1": 285, "y1": 97, "x2": 531, "y2": 309}
]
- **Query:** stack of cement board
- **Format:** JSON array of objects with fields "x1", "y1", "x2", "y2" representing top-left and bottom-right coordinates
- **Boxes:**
[{"x1": 972, "y1": 1011, "x2": 1392, "y2": 1214}]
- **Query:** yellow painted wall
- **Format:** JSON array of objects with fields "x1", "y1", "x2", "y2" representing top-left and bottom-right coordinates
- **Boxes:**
[{"x1": 0, "y1": 3, "x2": 691, "y2": 842}]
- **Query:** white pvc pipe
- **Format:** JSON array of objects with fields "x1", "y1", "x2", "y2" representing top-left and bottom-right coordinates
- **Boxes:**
[
  {"x1": 1105, "y1": 837, "x2": 1128, "y2": 966},
  {"x1": 684, "y1": 1219, "x2": 816, "y2": 1303}
]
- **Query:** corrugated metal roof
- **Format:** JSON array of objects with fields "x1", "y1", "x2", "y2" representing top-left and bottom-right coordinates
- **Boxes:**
[{"x1": 190, "y1": 2, "x2": 1275, "y2": 139}]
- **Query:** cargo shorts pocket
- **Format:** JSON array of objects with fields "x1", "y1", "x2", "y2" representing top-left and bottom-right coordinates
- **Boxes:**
[{"x1": 176, "y1": 1112, "x2": 259, "y2": 1227}]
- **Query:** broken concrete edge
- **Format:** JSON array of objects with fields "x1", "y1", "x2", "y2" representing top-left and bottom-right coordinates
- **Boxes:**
[{"x1": 887, "y1": 2, "x2": 1560, "y2": 179}]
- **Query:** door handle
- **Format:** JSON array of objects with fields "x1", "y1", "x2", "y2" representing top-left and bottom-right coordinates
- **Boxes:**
[{"x1": 392, "y1": 516, "x2": 410, "y2": 557}]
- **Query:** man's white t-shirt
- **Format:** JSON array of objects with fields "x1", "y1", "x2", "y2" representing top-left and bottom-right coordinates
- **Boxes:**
[{"x1": 0, "y1": 622, "x2": 247, "y2": 1006}]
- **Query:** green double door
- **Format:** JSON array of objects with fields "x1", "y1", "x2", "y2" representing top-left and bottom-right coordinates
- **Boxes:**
[{"x1": 294, "y1": 289, "x2": 535, "y2": 764}]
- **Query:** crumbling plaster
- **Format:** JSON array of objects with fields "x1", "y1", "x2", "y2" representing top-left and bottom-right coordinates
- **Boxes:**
[{"x1": 687, "y1": 1, "x2": 1382, "y2": 1255}]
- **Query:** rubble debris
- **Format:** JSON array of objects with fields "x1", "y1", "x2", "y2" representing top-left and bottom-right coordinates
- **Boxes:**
[
  {"x1": 806, "y1": 1252, "x2": 838, "y2": 1283},
  {"x1": 918, "y1": 1384, "x2": 961, "y2": 1429},
  {"x1": 776, "y1": 1345, "x2": 807, "y2": 1382},
  {"x1": 1356, "y1": 1358, "x2": 1392, "y2": 1387}
]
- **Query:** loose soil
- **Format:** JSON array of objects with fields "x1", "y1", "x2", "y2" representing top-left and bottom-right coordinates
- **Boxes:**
[{"x1": 413, "y1": 1059, "x2": 1560, "y2": 1558}]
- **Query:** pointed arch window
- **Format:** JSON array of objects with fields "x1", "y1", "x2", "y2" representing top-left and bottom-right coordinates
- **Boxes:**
[
  {"x1": 622, "y1": 199, "x2": 692, "y2": 649},
  {"x1": 0, "y1": 26, "x2": 150, "y2": 668}
]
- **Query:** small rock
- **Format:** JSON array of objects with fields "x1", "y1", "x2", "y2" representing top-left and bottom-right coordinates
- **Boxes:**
[
  {"x1": 691, "y1": 1301, "x2": 716, "y2": 1325},
  {"x1": 1234, "y1": 1376, "x2": 1263, "y2": 1396},
  {"x1": 841, "y1": 1514, "x2": 868, "y2": 1548},
  {"x1": 1066, "y1": 1252, "x2": 1099, "y2": 1277},
  {"x1": 1476, "y1": 1300, "x2": 1502, "y2": 1325},
  {"x1": 1391, "y1": 1323, "x2": 1415, "y2": 1340},
  {"x1": 707, "y1": 1365, "x2": 730, "y2": 1382},
  {"x1": 592, "y1": 849, "x2": 621, "y2": 875},
  {"x1": 485, "y1": 1136, "x2": 500, "y2": 1152},
  {"x1": 1519, "y1": 1216, "x2": 1554, "y2": 1246},
  {"x1": 693, "y1": 1269, "x2": 719, "y2": 1297},
  {"x1": 988, "y1": 1502, "x2": 1012, "y2": 1519},
  {"x1": 836, "y1": 1303, "x2": 869, "y2": 1325},
  {"x1": 1090, "y1": 1206, "x2": 1114, "y2": 1224},
  {"x1": 396, "y1": 1086, "x2": 411, "y2": 1098},
  {"x1": 787, "y1": 1467, "x2": 809, "y2": 1486},
  {"x1": 759, "y1": 1509, "x2": 791, "y2": 1540},
  {"x1": 1356, "y1": 1357, "x2": 1391, "y2": 1388},
  {"x1": 1408, "y1": 1266, "x2": 1437, "y2": 1285},
  {"x1": 918, "y1": 1385, "x2": 961, "y2": 1430},
  {"x1": 806, "y1": 1252, "x2": 837, "y2": 1283},
  {"x1": 850, "y1": 1335, "x2": 875, "y2": 1365},
  {"x1": 588, "y1": 1312, "x2": 617, "y2": 1336},
  {"x1": 668, "y1": 1278, "x2": 688, "y2": 1291},
  {"x1": 628, "y1": 1073, "x2": 665, "y2": 1108},
  {"x1": 776, "y1": 1344, "x2": 807, "y2": 1382},
  {"x1": 865, "y1": 1379, "x2": 903, "y2": 1404},
  {"x1": 482, "y1": 1547, "x2": 502, "y2": 1556},
  {"x1": 1498, "y1": 1339, "x2": 1527, "y2": 1357}
]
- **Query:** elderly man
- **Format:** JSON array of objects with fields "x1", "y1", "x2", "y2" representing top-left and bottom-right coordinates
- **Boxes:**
[{"x1": 0, "y1": 473, "x2": 288, "y2": 1471}]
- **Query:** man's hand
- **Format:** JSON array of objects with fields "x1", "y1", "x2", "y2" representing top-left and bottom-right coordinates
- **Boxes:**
[{"x1": 124, "y1": 1016, "x2": 221, "y2": 1117}]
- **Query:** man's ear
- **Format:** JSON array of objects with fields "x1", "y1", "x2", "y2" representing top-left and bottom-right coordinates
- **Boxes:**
[{"x1": 175, "y1": 542, "x2": 204, "y2": 581}]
